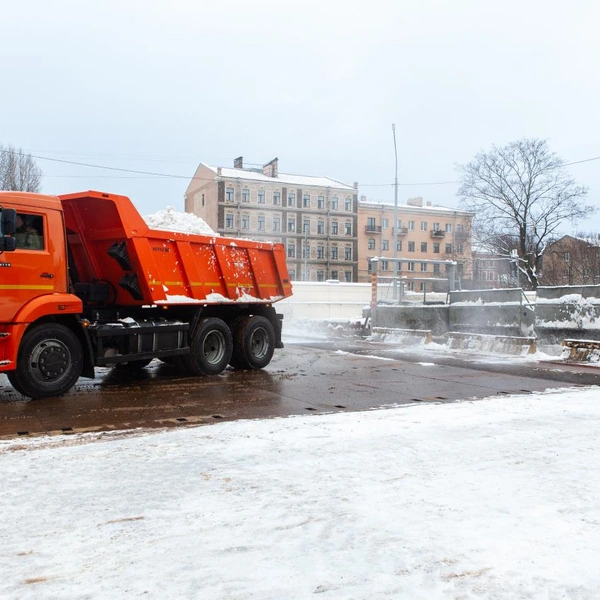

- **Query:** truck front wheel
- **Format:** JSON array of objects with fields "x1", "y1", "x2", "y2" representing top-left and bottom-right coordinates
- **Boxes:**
[
  {"x1": 183, "y1": 318, "x2": 233, "y2": 376},
  {"x1": 230, "y1": 315, "x2": 275, "y2": 370},
  {"x1": 7, "y1": 324, "x2": 83, "y2": 398}
]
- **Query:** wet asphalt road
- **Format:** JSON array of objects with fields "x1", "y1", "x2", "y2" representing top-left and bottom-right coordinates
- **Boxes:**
[{"x1": 0, "y1": 335, "x2": 598, "y2": 440}]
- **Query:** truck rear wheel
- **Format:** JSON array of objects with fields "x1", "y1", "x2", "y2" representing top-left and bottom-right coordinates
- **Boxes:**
[
  {"x1": 230, "y1": 315, "x2": 275, "y2": 370},
  {"x1": 183, "y1": 318, "x2": 233, "y2": 376},
  {"x1": 7, "y1": 324, "x2": 83, "y2": 398}
]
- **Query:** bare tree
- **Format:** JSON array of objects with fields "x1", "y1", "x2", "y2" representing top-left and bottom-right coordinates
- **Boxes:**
[
  {"x1": 0, "y1": 145, "x2": 43, "y2": 192},
  {"x1": 457, "y1": 139, "x2": 593, "y2": 288}
]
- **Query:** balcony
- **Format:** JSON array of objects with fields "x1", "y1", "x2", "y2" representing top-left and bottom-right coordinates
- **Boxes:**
[
  {"x1": 365, "y1": 225, "x2": 382, "y2": 233},
  {"x1": 430, "y1": 229, "x2": 446, "y2": 238},
  {"x1": 395, "y1": 227, "x2": 409, "y2": 236}
]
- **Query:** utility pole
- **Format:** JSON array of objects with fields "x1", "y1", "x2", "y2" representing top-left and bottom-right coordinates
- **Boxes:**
[{"x1": 392, "y1": 124, "x2": 399, "y2": 300}]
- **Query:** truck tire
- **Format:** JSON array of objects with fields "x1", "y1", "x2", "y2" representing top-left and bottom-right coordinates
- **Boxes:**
[
  {"x1": 183, "y1": 318, "x2": 233, "y2": 376},
  {"x1": 7, "y1": 324, "x2": 83, "y2": 398},
  {"x1": 230, "y1": 315, "x2": 275, "y2": 370}
]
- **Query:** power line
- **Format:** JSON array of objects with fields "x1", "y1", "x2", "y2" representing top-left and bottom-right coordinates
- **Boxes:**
[{"x1": 3, "y1": 147, "x2": 600, "y2": 187}]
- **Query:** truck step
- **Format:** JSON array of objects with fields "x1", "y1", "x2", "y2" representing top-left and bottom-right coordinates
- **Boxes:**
[{"x1": 562, "y1": 339, "x2": 600, "y2": 363}]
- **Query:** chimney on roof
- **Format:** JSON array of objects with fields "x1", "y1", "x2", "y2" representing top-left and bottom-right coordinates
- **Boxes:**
[
  {"x1": 233, "y1": 156, "x2": 243, "y2": 169},
  {"x1": 353, "y1": 181, "x2": 358, "y2": 190},
  {"x1": 262, "y1": 158, "x2": 278, "y2": 178},
  {"x1": 217, "y1": 167, "x2": 222, "y2": 176},
  {"x1": 407, "y1": 197, "x2": 424, "y2": 207}
]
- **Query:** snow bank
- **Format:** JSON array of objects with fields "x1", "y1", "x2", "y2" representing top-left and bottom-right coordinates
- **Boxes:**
[{"x1": 2, "y1": 388, "x2": 600, "y2": 598}]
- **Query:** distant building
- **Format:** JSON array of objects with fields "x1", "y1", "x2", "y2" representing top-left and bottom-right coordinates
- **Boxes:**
[
  {"x1": 184, "y1": 157, "x2": 358, "y2": 282},
  {"x1": 357, "y1": 196, "x2": 473, "y2": 290},
  {"x1": 540, "y1": 235, "x2": 600, "y2": 286},
  {"x1": 471, "y1": 250, "x2": 513, "y2": 289}
]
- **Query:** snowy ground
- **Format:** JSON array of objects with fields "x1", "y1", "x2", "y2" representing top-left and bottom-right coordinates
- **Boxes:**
[{"x1": 2, "y1": 386, "x2": 600, "y2": 599}]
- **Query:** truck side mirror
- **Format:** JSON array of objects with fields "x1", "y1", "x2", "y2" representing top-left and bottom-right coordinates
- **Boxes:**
[
  {"x1": 0, "y1": 236, "x2": 16, "y2": 251},
  {"x1": 1, "y1": 208, "x2": 17, "y2": 235}
]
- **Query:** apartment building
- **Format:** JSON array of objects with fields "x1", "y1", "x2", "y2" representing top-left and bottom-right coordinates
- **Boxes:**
[
  {"x1": 184, "y1": 157, "x2": 358, "y2": 282},
  {"x1": 357, "y1": 197, "x2": 473, "y2": 289},
  {"x1": 540, "y1": 235, "x2": 600, "y2": 286}
]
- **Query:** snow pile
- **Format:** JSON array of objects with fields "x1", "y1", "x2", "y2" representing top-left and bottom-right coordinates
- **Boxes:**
[
  {"x1": 143, "y1": 206, "x2": 216, "y2": 235},
  {"x1": 2, "y1": 388, "x2": 600, "y2": 598}
]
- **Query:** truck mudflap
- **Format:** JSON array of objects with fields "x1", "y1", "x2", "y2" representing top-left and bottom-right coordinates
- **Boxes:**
[{"x1": 88, "y1": 318, "x2": 190, "y2": 366}]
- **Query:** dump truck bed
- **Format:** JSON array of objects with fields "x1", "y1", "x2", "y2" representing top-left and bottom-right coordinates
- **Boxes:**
[{"x1": 60, "y1": 191, "x2": 292, "y2": 307}]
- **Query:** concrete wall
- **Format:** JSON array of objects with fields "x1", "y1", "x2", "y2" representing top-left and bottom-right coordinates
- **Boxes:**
[
  {"x1": 371, "y1": 305, "x2": 449, "y2": 336},
  {"x1": 535, "y1": 285, "x2": 600, "y2": 341},
  {"x1": 448, "y1": 288, "x2": 535, "y2": 337},
  {"x1": 277, "y1": 281, "x2": 371, "y2": 323}
]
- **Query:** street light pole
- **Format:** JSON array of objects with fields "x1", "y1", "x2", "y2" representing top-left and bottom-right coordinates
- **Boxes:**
[{"x1": 392, "y1": 124, "x2": 399, "y2": 300}]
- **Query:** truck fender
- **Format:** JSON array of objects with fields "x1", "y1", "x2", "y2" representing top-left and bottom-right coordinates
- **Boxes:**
[{"x1": 12, "y1": 293, "x2": 83, "y2": 325}]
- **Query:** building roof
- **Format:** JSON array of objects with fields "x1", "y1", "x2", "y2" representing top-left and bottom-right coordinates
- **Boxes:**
[
  {"x1": 359, "y1": 199, "x2": 473, "y2": 217},
  {"x1": 202, "y1": 163, "x2": 355, "y2": 192}
]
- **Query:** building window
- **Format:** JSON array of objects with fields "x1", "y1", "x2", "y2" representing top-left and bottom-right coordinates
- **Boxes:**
[
  {"x1": 457, "y1": 244, "x2": 464, "y2": 254},
  {"x1": 344, "y1": 272, "x2": 352, "y2": 282},
  {"x1": 288, "y1": 218, "x2": 296, "y2": 233},
  {"x1": 272, "y1": 217, "x2": 281, "y2": 232},
  {"x1": 201, "y1": 193, "x2": 205, "y2": 207},
  {"x1": 288, "y1": 243, "x2": 296, "y2": 258},
  {"x1": 368, "y1": 238, "x2": 375, "y2": 250},
  {"x1": 317, "y1": 270, "x2": 324, "y2": 282},
  {"x1": 317, "y1": 245, "x2": 324, "y2": 259},
  {"x1": 257, "y1": 216, "x2": 265, "y2": 231},
  {"x1": 433, "y1": 264, "x2": 440, "y2": 274},
  {"x1": 345, "y1": 198, "x2": 352, "y2": 211},
  {"x1": 345, "y1": 222, "x2": 352, "y2": 236},
  {"x1": 331, "y1": 221, "x2": 338, "y2": 235},
  {"x1": 225, "y1": 213, "x2": 234, "y2": 228},
  {"x1": 397, "y1": 241, "x2": 402, "y2": 251},
  {"x1": 407, "y1": 262, "x2": 415, "y2": 272},
  {"x1": 241, "y1": 214, "x2": 250, "y2": 229},
  {"x1": 445, "y1": 243, "x2": 452, "y2": 254},
  {"x1": 382, "y1": 240, "x2": 389, "y2": 251},
  {"x1": 421, "y1": 262, "x2": 427, "y2": 272},
  {"x1": 318, "y1": 195, "x2": 325, "y2": 209},
  {"x1": 258, "y1": 190, "x2": 265, "y2": 204},
  {"x1": 421, "y1": 221, "x2": 428, "y2": 231},
  {"x1": 317, "y1": 220, "x2": 325, "y2": 234},
  {"x1": 345, "y1": 247, "x2": 352, "y2": 260},
  {"x1": 288, "y1": 193, "x2": 295, "y2": 207},
  {"x1": 433, "y1": 222, "x2": 440, "y2": 231},
  {"x1": 433, "y1": 243, "x2": 440, "y2": 253},
  {"x1": 241, "y1": 188, "x2": 250, "y2": 202},
  {"x1": 226, "y1": 187, "x2": 234, "y2": 201},
  {"x1": 303, "y1": 219, "x2": 310, "y2": 234},
  {"x1": 289, "y1": 269, "x2": 296, "y2": 280},
  {"x1": 331, "y1": 196, "x2": 338, "y2": 210},
  {"x1": 303, "y1": 194, "x2": 311, "y2": 208},
  {"x1": 331, "y1": 270, "x2": 338, "y2": 280},
  {"x1": 273, "y1": 191, "x2": 281, "y2": 205},
  {"x1": 421, "y1": 242, "x2": 428, "y2": 252},
  {"x1": 563, "y1": 252, "x2": 571, "y2": 262},
  {"x1": 382, "y1": 218, "x2": 388, "y2": 229},
  {"x1": 380, "y1": 261, "x2": 389, "y2": 271},
  {"x1": 331, "y1": 247, "x2": 338, "y2": 260},
  {"x1": 408, "y1": 241, "x2": 415, "y2": 252},
  {"x1": 302, "y1": 243, "x2": 309, "y2": 259},
  {"x1": 457, "y1": 224, "x2": 464, "y2": 233},
  {"x1": 408, "y1": 220, "x2": 415, "y2": 230},
  {"x1": 367, "y1": 217, "x2": 376, "y2": 231},
  {"x1": 445, "y1": 223, "x2": 452, "y2": 233}
]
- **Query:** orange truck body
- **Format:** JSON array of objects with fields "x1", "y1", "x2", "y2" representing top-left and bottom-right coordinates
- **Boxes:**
[{"x1": 0, "y1": 190, "x2": 292, "y2": 398}]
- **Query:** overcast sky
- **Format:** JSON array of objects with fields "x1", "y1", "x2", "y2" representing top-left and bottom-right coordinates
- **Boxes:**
[{"x1": 2, "y1": 0, "x2": 599, "y2": 230}]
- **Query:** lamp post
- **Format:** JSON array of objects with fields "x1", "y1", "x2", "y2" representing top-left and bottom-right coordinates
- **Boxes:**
[{"x1": 392, "y1": 124, "x2": 399, "y2": 300}]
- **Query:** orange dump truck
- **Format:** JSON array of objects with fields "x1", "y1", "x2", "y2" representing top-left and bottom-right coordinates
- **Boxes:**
[{"x1": 0, "y1": 190, "x2": 292, "y2": 398}]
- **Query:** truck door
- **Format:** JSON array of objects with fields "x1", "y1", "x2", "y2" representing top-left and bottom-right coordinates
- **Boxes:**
[{"x1": 0, "y1": 211, "x2": 58, "y2": 323}]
